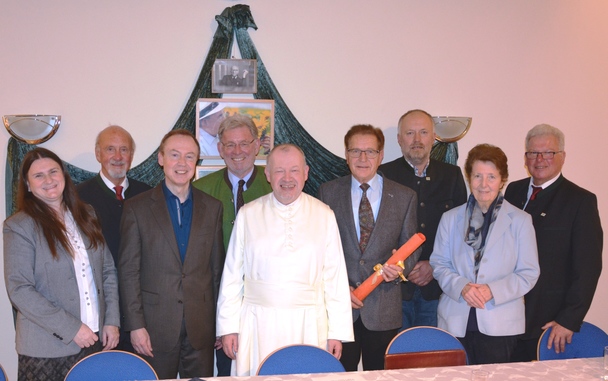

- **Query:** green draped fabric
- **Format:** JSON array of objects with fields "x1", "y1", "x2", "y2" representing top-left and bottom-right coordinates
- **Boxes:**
[{"x1": 4, "y1": 4, "x2": 458, "y2": 217}]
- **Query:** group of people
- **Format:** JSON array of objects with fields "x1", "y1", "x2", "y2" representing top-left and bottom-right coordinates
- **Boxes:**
[{"x1": 3, "y1": 109, "x2": 603, "y2": 380}]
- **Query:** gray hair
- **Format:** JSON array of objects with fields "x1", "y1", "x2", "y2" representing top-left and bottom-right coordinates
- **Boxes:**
[
  {"x1": 525, "y1": 124, "x2": 565, "y2": 151},
  {"x1": 217, "y1": 114, "x2": 259, "y2": 141},
  {"x1": 267, "y1": 143, "x2": 307, "y2": 166}
]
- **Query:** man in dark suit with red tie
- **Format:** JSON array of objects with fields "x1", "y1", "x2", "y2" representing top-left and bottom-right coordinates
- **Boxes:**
[
  {"x1": 77, "y1": 125, "x2": 151, "y2": 351},
  {"x1": 505, "y1": 123, "x2": 603, "y2": 361}
]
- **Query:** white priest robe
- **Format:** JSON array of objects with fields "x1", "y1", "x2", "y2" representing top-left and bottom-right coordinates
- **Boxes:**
[{"x1": 216, "y1": 192, "x2": 354, "y2": 376}]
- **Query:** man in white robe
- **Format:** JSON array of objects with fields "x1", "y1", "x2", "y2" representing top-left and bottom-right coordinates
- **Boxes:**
[{"x1": 217, "y1": 144, "x2": 354, "y2": 376}]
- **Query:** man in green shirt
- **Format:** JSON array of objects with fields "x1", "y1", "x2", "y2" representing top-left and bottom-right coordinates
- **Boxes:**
[{"x1": 192, "y1": 114, "x2": 272, "y2": 376}]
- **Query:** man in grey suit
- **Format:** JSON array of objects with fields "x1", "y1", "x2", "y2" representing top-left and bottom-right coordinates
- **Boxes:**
[
  {"x1": 118, "y1": 130, "x2": 225, "y2": 378},
  {"x1": 318, "y1": 124, "x2": 420, "y2": 371}
]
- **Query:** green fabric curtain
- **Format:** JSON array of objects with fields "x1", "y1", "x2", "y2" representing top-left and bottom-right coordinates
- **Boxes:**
[{"x1": 5, "y1": 4, "x2": 458, "y2": 217}]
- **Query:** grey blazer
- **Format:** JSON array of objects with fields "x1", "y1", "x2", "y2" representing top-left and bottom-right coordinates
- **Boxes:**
[
  {"x1": 3, "y1": 210, "x2": 119, "y2": 358},
  {"x1": 318, "y1": 175, "x2": 420, "y2": 331},
  {"x1": 118, "y1": 184, "x2": 224, "y2": 366}
]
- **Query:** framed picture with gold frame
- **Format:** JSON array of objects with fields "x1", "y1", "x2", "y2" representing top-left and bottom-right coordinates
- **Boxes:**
[{"x1": 196, "y1": 98, "x2": 274, "y2": 159}]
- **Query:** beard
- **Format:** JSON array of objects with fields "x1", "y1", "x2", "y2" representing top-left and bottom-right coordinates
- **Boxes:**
[
  {"x1": 106, "y1": 161, "x2": 127, "y2": 180},
  {"x1": 404, "y1": 147, "x2": 430, "y2": 165}
]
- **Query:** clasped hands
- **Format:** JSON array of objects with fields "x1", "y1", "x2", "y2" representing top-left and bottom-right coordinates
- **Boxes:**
[{"x1": 461, "y1": 283, "x2": 493, "y2": 308}]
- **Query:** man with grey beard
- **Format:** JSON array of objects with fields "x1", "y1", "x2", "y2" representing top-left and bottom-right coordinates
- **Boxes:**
[{"x1": 77, "y1": 125, "x2": 150, "y2": 351}]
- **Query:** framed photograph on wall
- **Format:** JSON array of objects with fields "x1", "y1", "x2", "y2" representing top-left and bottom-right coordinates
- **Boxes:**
[
  {"x1": 195, "y1": 165, "x2": 226, "y2": 180},
  {"x1": 196, "y1": 98, "x2": 275, "y2": 159},
  {"x1": 212, "y1": 59, "x2": 257, "y2": 94}
]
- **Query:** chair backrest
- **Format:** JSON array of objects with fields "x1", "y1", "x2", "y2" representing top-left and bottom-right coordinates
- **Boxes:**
[
  {"x1": 0, "y1": 364, "x2": 7, "y2": 381},
  {"x1": 64, "y1": 350, "x2": 158, "y2": 381},
  {"x1": 537, "y1": 321, "x2": 608, "y2": 360},
  {"x1": 385, "y1": 326, "x2": 468, "y2": 369},
  {"x1": 256, "y1": 344, "x2": 345, "y2": 376}
]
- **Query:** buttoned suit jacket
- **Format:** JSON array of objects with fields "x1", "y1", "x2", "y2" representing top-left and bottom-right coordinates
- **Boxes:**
[
  {"x1": 318, "y1": 175, "x2": 420, "y2": 331},
  {"x1": 430, "y1": 200, "x2": 540, "y2": 337},
  {"x1": 118, "y1": 184, "x2": 225, "y2": 368},
  {"x1": 3, "y1": 210, "x2": 119, "y2": 357},
  {"x1": 504, "y1": 175, "x2": 603, "y2": 339},
  {"x1": 379, "y1": 157, "x2": 467, "y2": 300}
]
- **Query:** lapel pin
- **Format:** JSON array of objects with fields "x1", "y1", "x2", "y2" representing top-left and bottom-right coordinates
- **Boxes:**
[{"x1": 540, "y1": 212, "x2": 546, "y2": 217}]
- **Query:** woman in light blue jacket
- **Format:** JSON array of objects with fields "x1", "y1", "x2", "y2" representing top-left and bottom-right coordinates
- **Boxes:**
[{"x1": 430, "y1": 144, "x2": 539, "y2": 364}]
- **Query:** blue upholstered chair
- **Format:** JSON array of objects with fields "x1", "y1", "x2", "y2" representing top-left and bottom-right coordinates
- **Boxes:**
[
  {"x1": 0, "y1": 364, "x2": 7, "y2": 381},
  {"x1": 537, "y1": 321, "x2": 608, "y2": 360},
  {"x1": 256, "y1": 344, "x2": 345, "y2": 375},
  {"x1": 64, "y1": 350, "x2": 158, "y2": 381},
  {"x1": 385, "y1": 326, "x2": 468, "y2": 369}
]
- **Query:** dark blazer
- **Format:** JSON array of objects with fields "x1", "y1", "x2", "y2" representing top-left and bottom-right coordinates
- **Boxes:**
[
  {"x1": 318, "y1": 175, "x2": 420, "y2": 331},
  {"x1": 77, "y1": 174, "x2": 151, "y2": 264},
  {"x1": 118, "y1": 184, "x2": 225, "y2": 366},
  {"x1": 4, "y1": 210, "x2": 119, "y2": 358},
  {"x1": 504, "y1": 175, "x2": 603, "y2": 339},
  {"x1": 379, "y1": 157, "x2": 467, "y2": 300}
]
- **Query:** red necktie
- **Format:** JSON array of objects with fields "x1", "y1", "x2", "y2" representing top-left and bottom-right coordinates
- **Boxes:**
[
  {"x1": 114, "y1": 186, "x2": 124, "y2": 201},
  {"x1": 530, "y1": 186, "x2": 542, "y2": 201}
]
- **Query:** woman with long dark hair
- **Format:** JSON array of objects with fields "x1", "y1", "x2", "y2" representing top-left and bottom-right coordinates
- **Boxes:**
[{"x1": 4, "y1": 148, "x2": 119, "y2": 381}]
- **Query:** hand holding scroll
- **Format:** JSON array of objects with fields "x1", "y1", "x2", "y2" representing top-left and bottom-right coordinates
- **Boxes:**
[{"x1": 352, "y1": 233, "x2": 425, "y2": 302}]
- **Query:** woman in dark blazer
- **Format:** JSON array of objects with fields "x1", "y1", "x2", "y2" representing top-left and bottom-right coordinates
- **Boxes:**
[{"x1": 3, "y1": 148, "x2": 119, "y2": 381}]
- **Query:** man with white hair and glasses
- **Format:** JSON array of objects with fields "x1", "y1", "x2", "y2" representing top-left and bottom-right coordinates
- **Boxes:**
[{"x1": 505, "y1": 123, "x2": 603, "y2": 361}]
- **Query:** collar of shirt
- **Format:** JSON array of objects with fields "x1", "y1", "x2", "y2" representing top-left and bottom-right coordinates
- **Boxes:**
[
  {"x1": 404, "y1": 157, "x2": 429, "y2": 177},
  {"x1": 162, "y1": 182, "x2": 193, "y2": 262},
  {"x1": 162, "y1": 181, "x2": 193, "y2": 226},
  {"x1": 527, "y1": 172, "x2": 561, "y2": 194},
  {"x1": 351, "y1": 173, "x2": 383, "y2": 240},
  {"x1": 227, "y1": 168, "x2": 254, "y2": 192},
  {"x1": 523, "y1": 172, "x2": 561, "y2": 210},
  {"x1": 99, "y1": 171, "x2": 129, "y2": 195}
]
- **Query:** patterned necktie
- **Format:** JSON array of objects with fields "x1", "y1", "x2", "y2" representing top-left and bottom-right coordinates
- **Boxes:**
[
  {"x1": 236, "y1": 179, "x2": 245, "y2": 214},
  {"x1": 530, "y1": 185, "x2": 542, "y2": 201},
  {"x1": 359, "y1": 183, "x2": 374, "y2": 252},
  {"x1": 114, "y1": 186, "x2": 124, "y2": 201}
]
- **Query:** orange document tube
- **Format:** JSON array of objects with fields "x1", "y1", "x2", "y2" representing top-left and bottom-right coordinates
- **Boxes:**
[{"x1": 352, "y1": 233, "x2": 426, "y2": 302}]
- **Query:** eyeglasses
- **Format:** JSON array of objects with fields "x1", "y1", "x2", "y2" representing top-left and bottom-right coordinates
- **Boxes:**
[
  {"x1": 525, "y1": 151, "x2": 563, "y2": 160},
  {"x1": 347, "y1": 148, "x2": 380, "y2": 158},
  {"x1": 220, "y1": 139, "x2": 255, "y2": 151}
]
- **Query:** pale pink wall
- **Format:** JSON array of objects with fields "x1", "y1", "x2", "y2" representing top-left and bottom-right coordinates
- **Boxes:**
[{"x1": 1, "y1": 1, "x2": 607, "y2": 378}]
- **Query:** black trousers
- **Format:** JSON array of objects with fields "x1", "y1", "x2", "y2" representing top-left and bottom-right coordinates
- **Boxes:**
[
  {"x1": 215, "y1": 347, "x2": 232, "y2": 376},
  {"x1": 459, "y1": 330, "x2": 518, "y2": 365},
  {"x1": 340, "y1": 317, "x2": 398, "y2": 371},
  {"x1": 510, "y1": 337, "x2": 539, "y2": 362}
]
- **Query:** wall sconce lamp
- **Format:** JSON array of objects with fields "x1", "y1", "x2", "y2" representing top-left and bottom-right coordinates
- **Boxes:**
[
  {"x1": 2, "y1": 114, "x2": 61, "y2": 144},
  {"x1": 433, "y1": 116, "x2": 471, "y2": 143}
]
